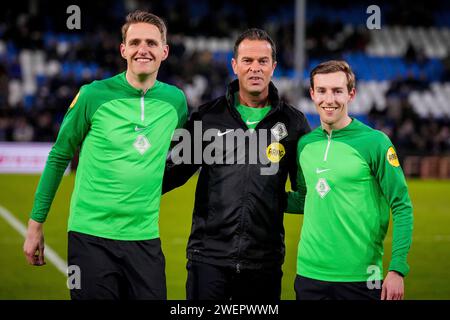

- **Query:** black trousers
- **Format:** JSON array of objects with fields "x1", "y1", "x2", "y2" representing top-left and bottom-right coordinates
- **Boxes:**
[
  {"x1": 68, "y1": 231, "x2": 166, "y2": 300},
  {"x1": 294, "y1": 275, "x2": 382, "y2": 300},
  {"x1": 186, "y1": 260, "x2": 282, "y2": 301}
]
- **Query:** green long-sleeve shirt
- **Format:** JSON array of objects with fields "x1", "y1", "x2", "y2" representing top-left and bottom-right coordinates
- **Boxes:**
[
  {"x1": 30, "y1": 72, "x2": 187, "y2": 240},
  {"x1": 287, "y1": 118, "x2": 413, "y2": 281}
]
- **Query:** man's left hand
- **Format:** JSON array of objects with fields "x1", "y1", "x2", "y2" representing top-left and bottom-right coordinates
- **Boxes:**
[{"x1": 381, "y1": 271, "x2": 404, "y2": 300}]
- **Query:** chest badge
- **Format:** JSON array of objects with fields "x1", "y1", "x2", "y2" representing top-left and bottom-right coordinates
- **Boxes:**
[
  {"x1": 266, "y1": 142, "x2": 286, "y2": 163},
  {"x1": 271, "y1": 122, "x2": 288, "y2": 141},
  {"x1": 316, "y1": 178, "x2": 331, "y2": 198},
  {"x1": 133, "y1": 134, "x2": 151, "y2": 155}
]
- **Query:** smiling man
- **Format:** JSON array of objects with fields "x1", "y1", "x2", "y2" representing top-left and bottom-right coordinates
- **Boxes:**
[
  {"x1": 163, "y1": 28, "x2": 310, "y2": 300},
  {"x1": 23, "y1": 10, "x2": 187, "y2": 299},
  {"x1": 287, "y1": 60, "x2": 413, "y2": 300}
]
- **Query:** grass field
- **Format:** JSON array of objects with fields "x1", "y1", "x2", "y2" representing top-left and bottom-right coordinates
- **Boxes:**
[{"x1": 0, "y1": 174, "x2": 449, "y2": 300}]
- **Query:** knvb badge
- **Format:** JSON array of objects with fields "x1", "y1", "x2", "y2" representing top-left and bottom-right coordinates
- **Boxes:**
[
  {"x1": 134, "y1": 135, "x2": 151, "y2": 155},
  {"x1": 316, "y1": 178, "x2": 330, "y2": 198},
  {"x1": 271, "y1": 122, "x2": 288, "y2": 141}
]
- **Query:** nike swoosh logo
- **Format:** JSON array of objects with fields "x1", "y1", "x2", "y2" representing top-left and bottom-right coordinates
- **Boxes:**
[
  {"x1": 217, "y1": 129, "x2": 233, "y2": 137},
  {"x1": 316, "y1": 168, "x2": 331, "y2": 174},
  {"x1": 135, "y1": 125, "x2": 147, "y2": 131},
  {"x1": 246, "y1": 120, "x2": 259, "y2": 125}
]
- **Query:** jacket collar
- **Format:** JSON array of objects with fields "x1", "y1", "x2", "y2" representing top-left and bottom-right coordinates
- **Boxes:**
[{"x1": 225, "y1": 79, "x2": 281, "y2": 110}]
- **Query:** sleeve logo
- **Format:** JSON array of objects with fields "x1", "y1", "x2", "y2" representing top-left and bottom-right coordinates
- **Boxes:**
[
  {"x1": 69, "y1": 92, "x2": 80, "y2": 109},
  {"x1": 386, "y1": 146, "x2": 400, "y2": 167}
]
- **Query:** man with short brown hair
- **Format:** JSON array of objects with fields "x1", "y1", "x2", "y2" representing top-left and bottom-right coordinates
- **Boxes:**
[
  {"x1": 287, "y1": 60, "x2": 413, "y2": 300},
  {"x1": 23, "y1": 10, "x2": 187, "y2": 299},
  {"x1": 121, "y1": 10, "x2": 167, "y2": 44}
]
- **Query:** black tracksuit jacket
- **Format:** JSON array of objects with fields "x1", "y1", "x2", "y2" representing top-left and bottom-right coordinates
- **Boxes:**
[{"x1": 163, "y1": 79, "x2": 310, "y2": 271}]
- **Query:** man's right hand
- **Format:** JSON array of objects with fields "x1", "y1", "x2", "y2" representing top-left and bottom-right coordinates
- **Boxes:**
[{"x1": 23, "y1": 219, "x2": 46, "y2": 266}]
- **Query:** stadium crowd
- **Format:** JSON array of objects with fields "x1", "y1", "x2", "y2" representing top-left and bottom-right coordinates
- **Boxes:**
[{"x1": 0, "y1": 0, "x2": 449, "y2": 159}]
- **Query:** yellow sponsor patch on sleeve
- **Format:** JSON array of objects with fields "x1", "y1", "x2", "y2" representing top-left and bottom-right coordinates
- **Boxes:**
[
  {"x1": 386, "y1": 146, "x2": 400, "y2": 167},
  {"x1": 69, "y1": 92, "x2": 80, "y2": 109}
]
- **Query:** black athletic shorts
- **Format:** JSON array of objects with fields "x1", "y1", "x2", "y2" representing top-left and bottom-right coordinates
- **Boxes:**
[
  {"x1": 186, "y1": 260, "x2": 282, "y2": 301},
  {"x1": 67, "y1": 231, "x2": 166, "y2": 300},
  {"x1": 294, "y1": 275, "x2": 382, "y2": 300}
]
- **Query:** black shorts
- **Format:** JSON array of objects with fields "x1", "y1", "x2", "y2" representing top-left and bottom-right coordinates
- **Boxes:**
[
  {"x1": 67, "y1": 231, "x2": 166, "y2": 300},
  {"x1": 186, "y1": 260, "x2": 282, "y2": 301},
  {"x1": 294, "y1": 275, "x2": 382, "y2": 300}
]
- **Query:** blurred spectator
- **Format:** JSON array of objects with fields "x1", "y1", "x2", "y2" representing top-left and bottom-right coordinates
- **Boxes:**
[
  {"x1": 0, "y1": 116, "x2": 11, "y2": 140},
  {"x1": 34, "y1": 112, "x2": 55, "y2": 142},
  {"x1": 442, "y1": 54, "x2": 450, "y2": 82},
  {"x1": 404, "y1": 44, "x2": 428, "y2": 67},
  {"x1": 12, "y1": 117, "x2": 34, "y2": 141},
  {"x1": 0, "y1": 64, "x2": 8, "y2": 108},
  {"x1": 436, "y1": 126, "x2": 450, "y2": 152}
]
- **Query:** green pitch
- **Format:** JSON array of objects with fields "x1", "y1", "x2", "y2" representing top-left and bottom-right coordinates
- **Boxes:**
[{"x1": 0, "y1": 174, "x2": 449, "y2": 299}]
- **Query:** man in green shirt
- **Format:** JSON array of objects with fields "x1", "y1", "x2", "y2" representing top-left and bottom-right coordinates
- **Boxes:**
[
  {"x1": 23, "y1": 10, "x2": 187, "y2": 299},
  {"x1": 287, "y1": 60, "x2": 413, "y2": 300}
]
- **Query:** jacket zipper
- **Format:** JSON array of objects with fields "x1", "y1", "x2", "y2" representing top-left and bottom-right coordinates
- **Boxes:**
[
  {"x1": 228, "y1": 95, "x2": 279, "y2": 273},
  {"x1": 235, "y1": 149, "x2": 252, "y2": 273},
  {"x1": 324, "y1": 130, "x2": 332, "y2": 161}
]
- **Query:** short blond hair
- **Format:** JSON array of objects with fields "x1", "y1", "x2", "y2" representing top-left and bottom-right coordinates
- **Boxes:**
[
  {"x1": 121, "y1": 10, "x2": 167, "y2": 44},
  {"x1": 310, "y1": 60, "x2": 356, "y2": 92}
]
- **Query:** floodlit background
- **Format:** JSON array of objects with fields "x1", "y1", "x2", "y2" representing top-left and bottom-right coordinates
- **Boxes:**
[{"x1": 0, "y1": 0, "x2": 449, "y2": 299}]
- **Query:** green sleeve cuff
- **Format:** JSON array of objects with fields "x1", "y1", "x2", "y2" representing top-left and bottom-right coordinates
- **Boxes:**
[
  {"x1": 30, "y1": 212, "x2": 46, "y2": 223},
  {"x1": 286, "y1": 191, "x2": 304, "y2": 214},
  {"x1": 388, "y1": 259, "x2": 410, "y2": 277}
]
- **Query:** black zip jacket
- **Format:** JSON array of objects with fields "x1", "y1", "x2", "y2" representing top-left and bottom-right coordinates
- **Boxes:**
[{"x1": 163, "y1": 79, "x2": 310, "y2": 270}]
